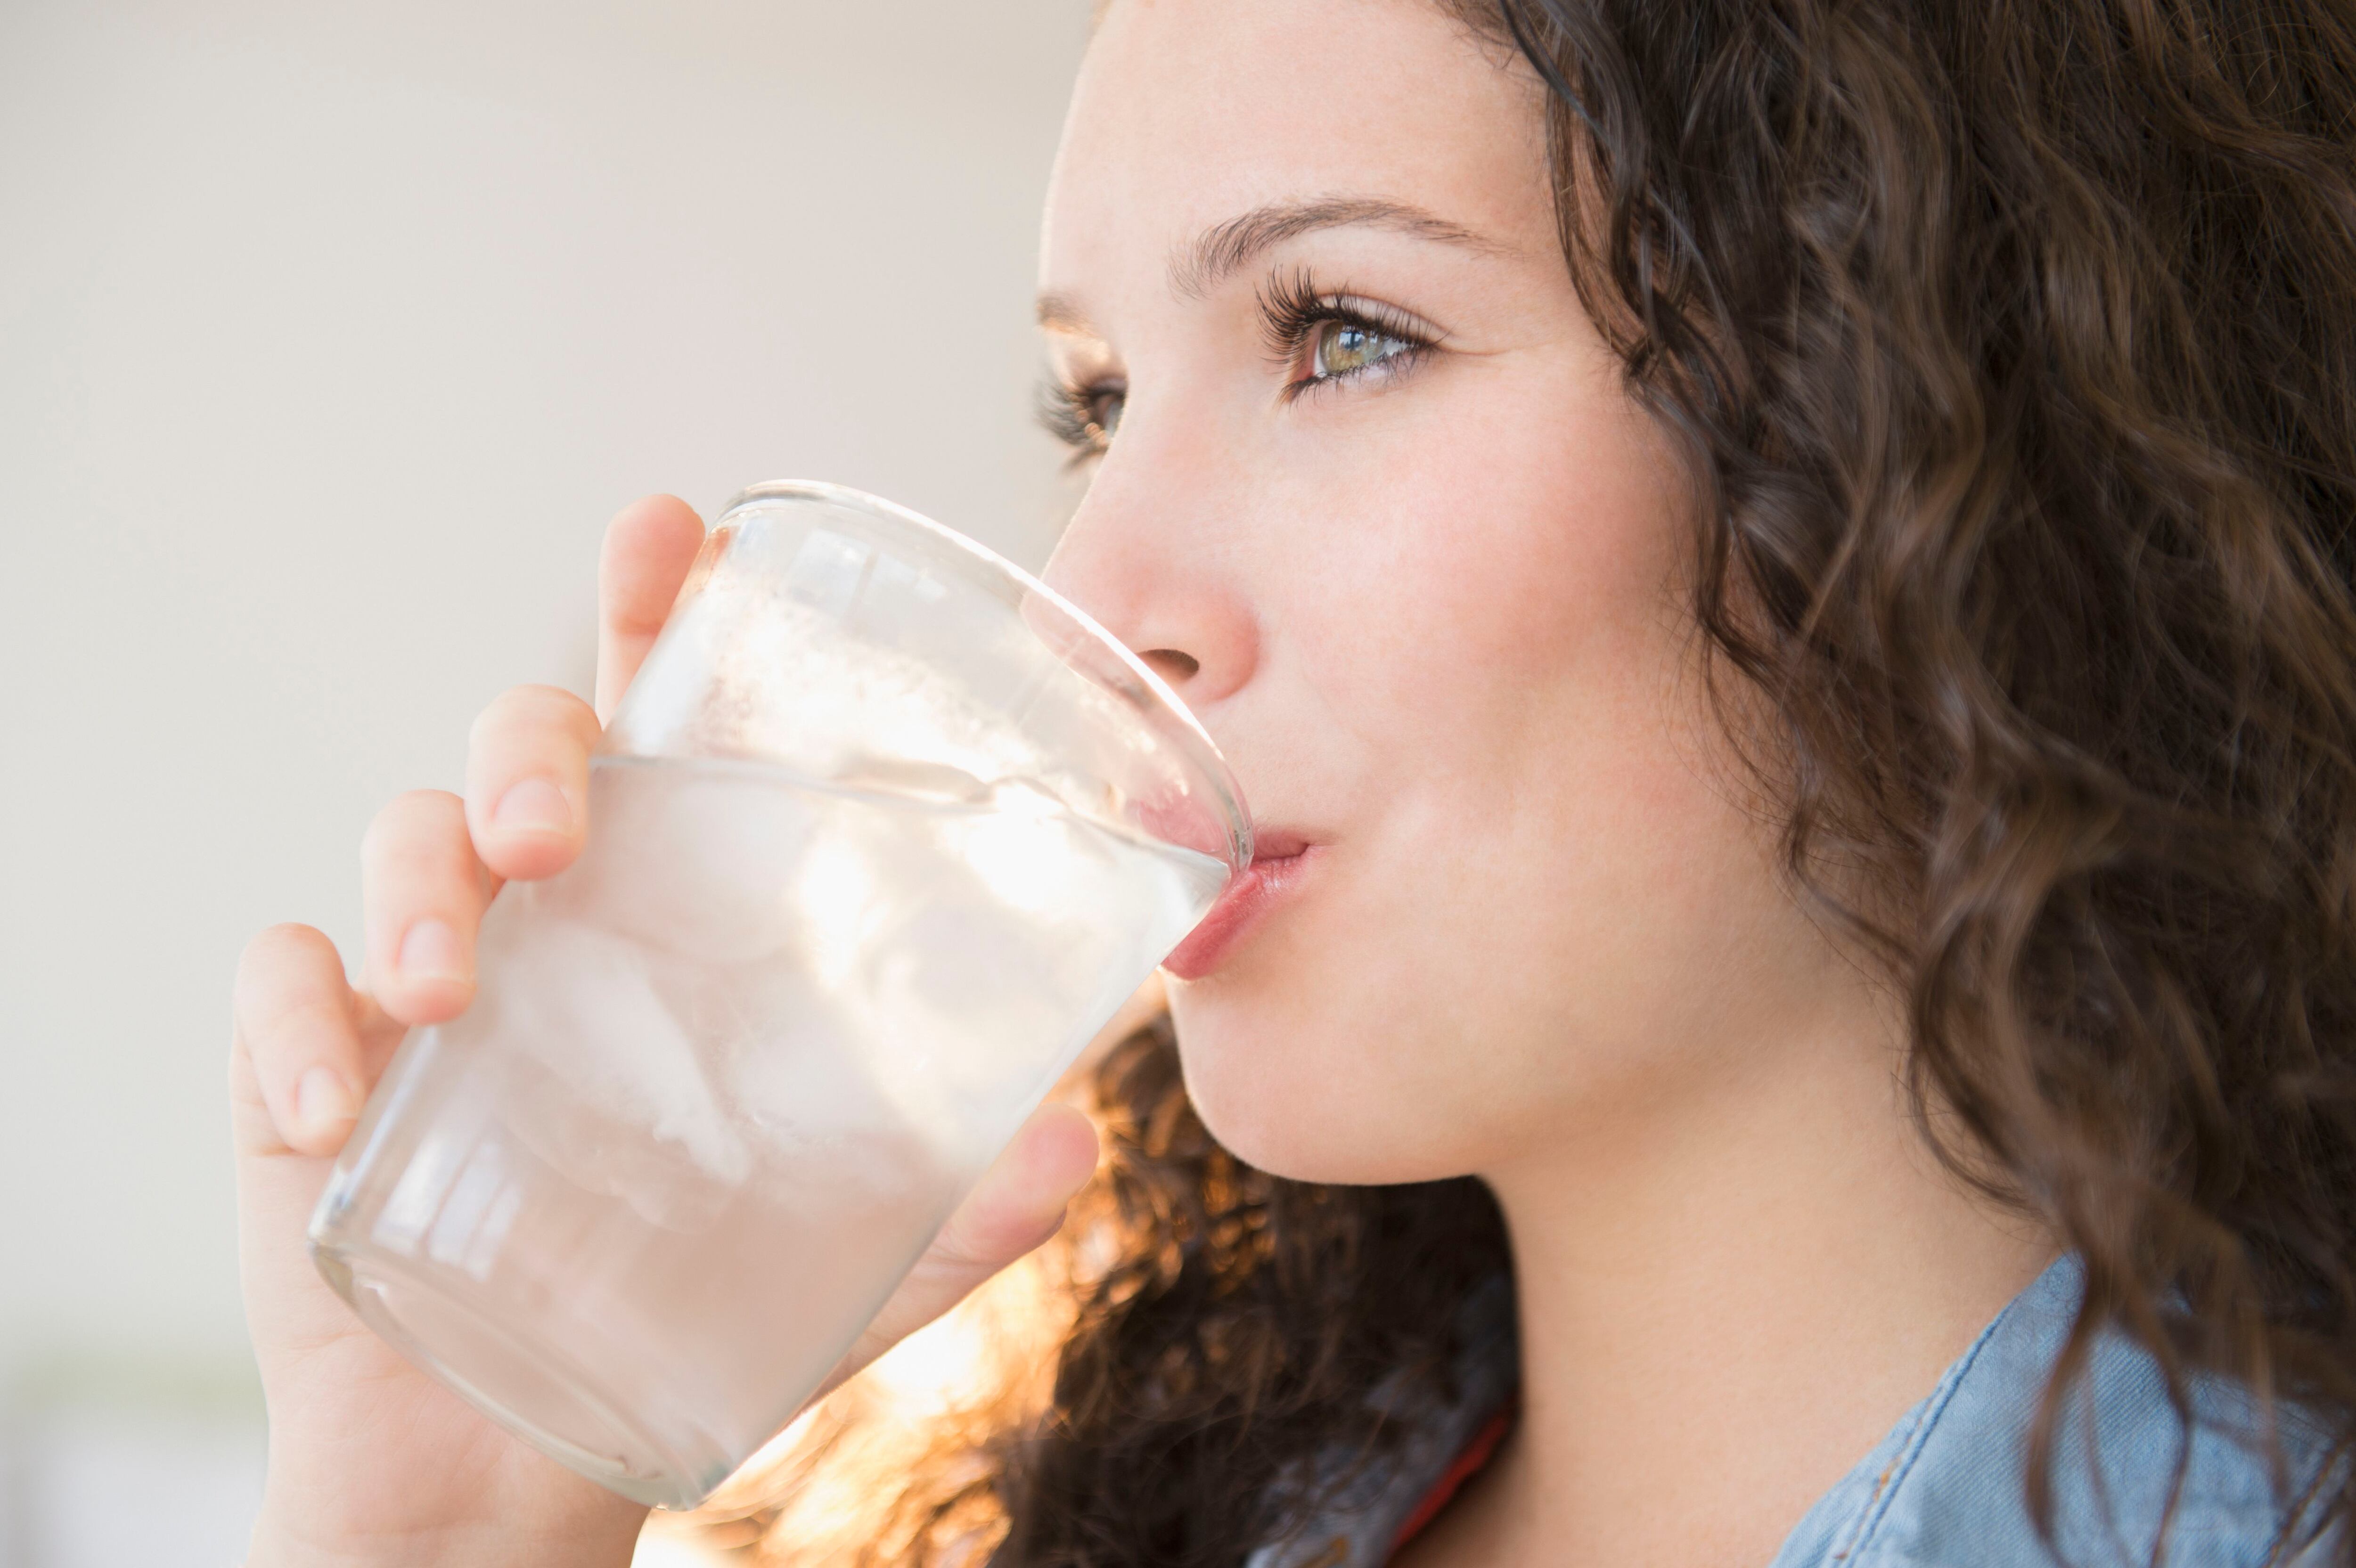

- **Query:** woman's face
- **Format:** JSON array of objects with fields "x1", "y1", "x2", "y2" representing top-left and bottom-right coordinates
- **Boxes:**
[{"x1": 1039, "y1": 0, "x2": 1857, "y2": 1185}]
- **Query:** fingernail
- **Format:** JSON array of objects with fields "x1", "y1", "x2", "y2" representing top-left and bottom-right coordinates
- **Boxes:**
[
  {"x1": 398, "y1": 918, "x2": 469, "y2": 986},
  {"x1": 493, "y1": 777, "x2": 573, "y2": 836},
  {"x1": 296, "y1": 1065, "x2": 359, "y2": 1132}
]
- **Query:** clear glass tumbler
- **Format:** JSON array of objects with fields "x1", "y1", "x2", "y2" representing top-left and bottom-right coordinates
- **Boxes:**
[{"x1": 308, "y1": 481, "x2": 1248, "y2": 1509}]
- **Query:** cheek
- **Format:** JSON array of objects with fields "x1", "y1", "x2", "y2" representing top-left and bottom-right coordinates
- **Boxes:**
[
  {"x1": 1294, "y1": 355, "x2": 1687, "y2": 764},
  {"x1": 1172, "y1": 360, "x2": 1795, "y2": 1182}
]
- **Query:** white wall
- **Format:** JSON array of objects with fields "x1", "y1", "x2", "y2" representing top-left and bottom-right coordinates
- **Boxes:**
[{"x1": 0, "y1": 1, "x2": 1086, "y2": 1558}]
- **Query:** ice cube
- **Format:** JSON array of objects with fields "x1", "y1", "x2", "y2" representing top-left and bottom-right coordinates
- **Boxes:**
[
  {"x1": 475, "y1": 913, "x2": 751, "y2": 1229},
  {"x1": 565, "y1": 761, "x2": 822, "y2": 965},
  {"x1": 720, "y1": 977, "x2": 906, "y2": 1161}
]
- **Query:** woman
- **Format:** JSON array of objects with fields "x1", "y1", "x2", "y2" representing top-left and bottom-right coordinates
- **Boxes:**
[{"x1": 228, "y1": 0, "x2": 2356, "y2": 1563}]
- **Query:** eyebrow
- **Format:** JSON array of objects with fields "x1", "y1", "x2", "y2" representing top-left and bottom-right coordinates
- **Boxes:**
[
  {"x1": 1170, "y1": 196, "x2": 1503, "y2": 299},
  {"x1": 1034, "y1": 195, "x2": 1505, "y2": 335},
  {"x1": 1036, "y1": 290, "x2": 1097, "y2": 335}
]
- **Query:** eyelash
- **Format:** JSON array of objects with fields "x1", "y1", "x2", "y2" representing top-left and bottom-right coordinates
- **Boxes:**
[
  {"x1": 1037, "y1": 375, "x2": 1123, "y2": 467},
  {"x1": 1036, "y1": 271, "x2": 1438, "y2": 460},
  {"x1": 1255, "y1": 268, "x2": 1437, "y2": 401}
]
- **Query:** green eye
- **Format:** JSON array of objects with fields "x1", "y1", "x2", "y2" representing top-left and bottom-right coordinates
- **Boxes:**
[{"x1": 1311, "y1": 320, "x2": 1408, "y2": 379}]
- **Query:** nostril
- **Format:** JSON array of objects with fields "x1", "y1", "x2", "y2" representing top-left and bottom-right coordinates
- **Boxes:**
[{"x1": 1141, "y1": 648, "x2": 1200, "y2": 683}]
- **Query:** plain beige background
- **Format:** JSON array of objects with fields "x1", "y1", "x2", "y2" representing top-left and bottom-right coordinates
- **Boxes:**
[{"x1": 0, "y1": 2, "x2": 1088, "y2": 1559}]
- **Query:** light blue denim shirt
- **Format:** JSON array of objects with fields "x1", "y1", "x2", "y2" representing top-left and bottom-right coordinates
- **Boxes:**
[
  {"x1": 1251, "y1": 1258, "x2": 2345, "y2": 1568},
  {"x1": 1772, "y1": 1257, "x2": 2343, "y2": 1568}
]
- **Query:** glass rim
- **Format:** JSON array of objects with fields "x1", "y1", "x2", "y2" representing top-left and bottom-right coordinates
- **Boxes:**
[{"x1": 716, "y1": 479, "x2": 1253, "y2": 873}]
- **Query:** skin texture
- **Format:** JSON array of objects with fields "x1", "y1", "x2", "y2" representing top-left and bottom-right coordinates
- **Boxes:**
[
  {"x1": 1037, "y1": 2, "x2": 2053, "y2": 1563},
  {"x1": 1043, "y1": 0, "x2": 1776, "y2": 1185},
  {"x1": 233, "y1": 1, "x2": 2051, "y2": 1563}
]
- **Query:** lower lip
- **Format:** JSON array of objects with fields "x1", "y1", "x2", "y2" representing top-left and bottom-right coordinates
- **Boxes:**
[{"x1": 1160, "y1": 845, "x2": 1318, "y2": 981}]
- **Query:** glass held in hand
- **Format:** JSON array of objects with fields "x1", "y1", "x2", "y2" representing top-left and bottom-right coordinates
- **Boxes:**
[{"x1": 306, "y1": 482, "x2": 1250, "y2": 1509}]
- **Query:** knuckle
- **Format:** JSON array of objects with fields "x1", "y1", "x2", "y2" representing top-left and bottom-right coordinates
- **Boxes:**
[
  {"x1": 466, "y1": 699, "x2": 506, "y2": 748},
  {"x1": 495, "y1": 682, "x2": 592, "y2": 727},
  {"x1": 234, "y1": 923, "x2": 337, "y2": 1004},
  {"x1": 233, "y1": 931, "x2": 352, "y2": 1063},
  {"x1": 247, "y1": 993, "x2": 352, "y2": 1062},
  {"x1": 469, "y1": 686, "x2": 598, "y2": 761},
  {"x1": 361, "y1": 790, "x2": 465, "y2": 866},
  {"x1": 514, "y1": 680, "x2": 592, "y2": 717},
  {"x1": 933, "y1": 1205, "x2": 1028, "y2": 1275},
  {"x1": 232, "y1": 924, "x2": 324, "y2": 1040},
  {"x1": 471, "y1": 685, "x2": 540, "y2": 738},
  {"x1": 238, "y1": 920, "x2": 329, "y2": 975}
]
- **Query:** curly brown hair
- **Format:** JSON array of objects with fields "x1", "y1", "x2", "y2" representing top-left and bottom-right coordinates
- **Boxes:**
[
  {"x1": 687, "y1": 0, "x2": 2356, "y2": 1562},
  {"x1": 1472, "y1": 0, "x2": 2356, "y2": 1553}
]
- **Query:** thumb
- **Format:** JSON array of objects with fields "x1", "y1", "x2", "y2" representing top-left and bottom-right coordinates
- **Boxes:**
[{"x1": 826, "y1": 1102, "x2": 1100, "y2": 1393}]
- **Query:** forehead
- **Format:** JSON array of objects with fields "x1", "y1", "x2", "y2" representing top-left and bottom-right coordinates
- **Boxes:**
[{"x1": 1042, "y1": 0, "x2": 1553, "y2": 292}]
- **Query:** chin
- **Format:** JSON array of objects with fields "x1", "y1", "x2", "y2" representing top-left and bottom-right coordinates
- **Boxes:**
[{"x1": 1165, "y1": 980, "x2": 1471, "y2": 1187}]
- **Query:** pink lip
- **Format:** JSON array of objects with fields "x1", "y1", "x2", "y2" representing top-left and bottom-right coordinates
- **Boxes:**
[{"x1": 1160, "y1": 833, "x2": 1319, "y2": 981}]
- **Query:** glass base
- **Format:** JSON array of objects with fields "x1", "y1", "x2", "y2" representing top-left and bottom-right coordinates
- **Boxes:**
[{"x1": 311, "y1": 1239, "x2": 733, "y2": 1510}]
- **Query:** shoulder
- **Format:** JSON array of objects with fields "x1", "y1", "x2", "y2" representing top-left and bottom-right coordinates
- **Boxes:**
[{"x1": 1772, "y1": 1258, "x2": 2347, "y2": 1568}]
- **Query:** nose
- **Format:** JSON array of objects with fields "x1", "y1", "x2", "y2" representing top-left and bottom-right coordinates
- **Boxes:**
[{"x1": 1041, "y1": 452, "x2": 1259, "y2": 710}]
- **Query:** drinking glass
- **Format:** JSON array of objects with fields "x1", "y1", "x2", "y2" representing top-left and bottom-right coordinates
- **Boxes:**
[{"x1": 308, "y1": 481, "x2": 1248, "y2": 1509}]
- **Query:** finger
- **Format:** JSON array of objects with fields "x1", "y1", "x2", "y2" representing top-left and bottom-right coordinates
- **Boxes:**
[
  {"x1": 931, "y1": 1100, "x2": 1102, "y2": 1267},
  {"x1": 831, "y1": 1102, "x2": 1100, "y2": 1389},
  {"x1": 232, "y1": 924, "x2": 395, "y2": 1159},
  {"x1": 464, "y1": 684, "x2": 602, "y2": 882},
  {"x1": 595, "y1": 494, "x2": 706, "y2": 722},
  {"x1": 361, "y1": 789, "x2": 493, "y2": 1025}
]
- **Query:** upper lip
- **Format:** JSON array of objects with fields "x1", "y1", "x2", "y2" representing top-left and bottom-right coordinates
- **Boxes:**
[
  {"x1": 1159, "y1": 821, "x2": 1324, "y2": 980},
  {"x1": 1247, "y1": 827, "x2": 1314, "y2": 865}
]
